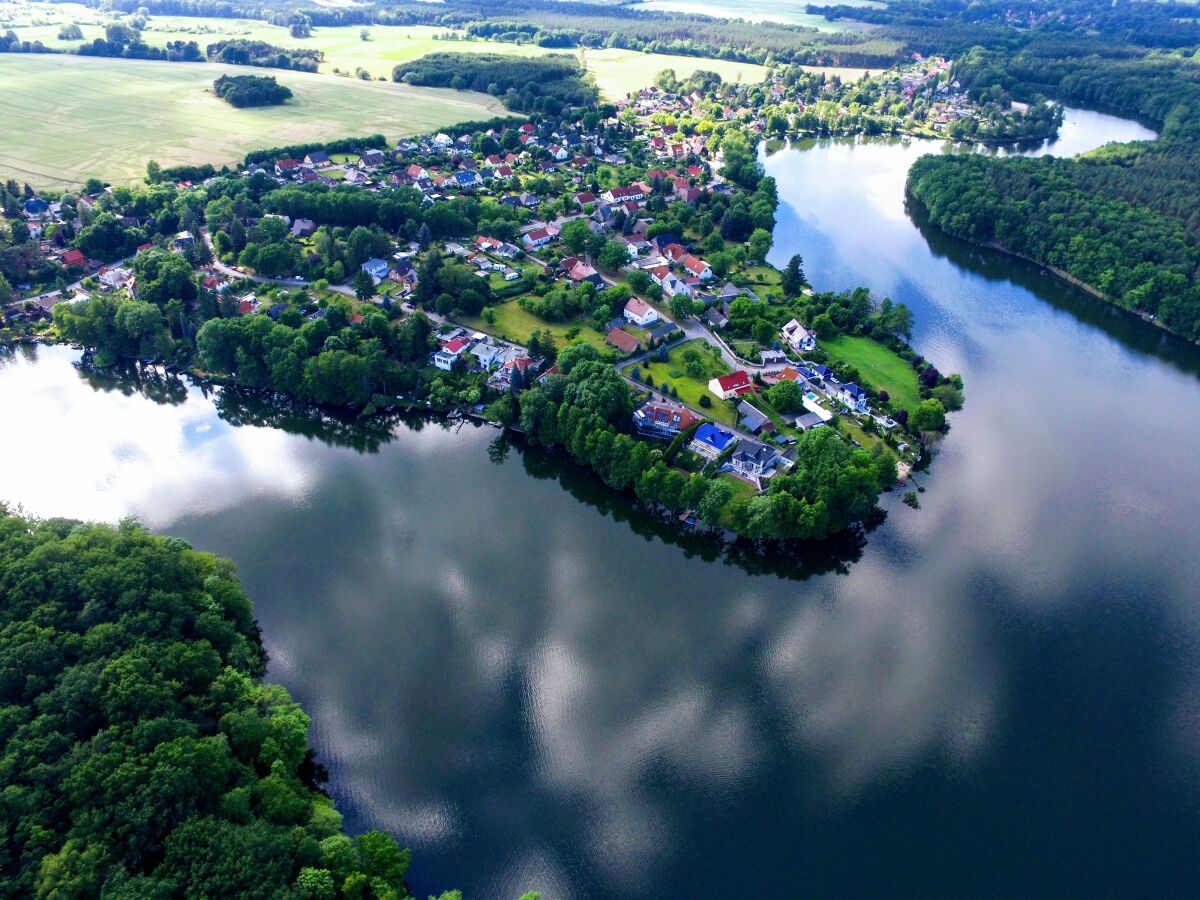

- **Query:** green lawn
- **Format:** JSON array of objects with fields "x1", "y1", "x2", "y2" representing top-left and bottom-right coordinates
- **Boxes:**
[
  {"x1": 820, "y1": 334, "x2": 921, "y2": 413},
  {"x1": 640, "y1": 339, "x2": 737, "y2": 424},
  {"x1": 0, "y1": 53, "x2": 508, "y2": 189},
  {"x1": 459, "y1": 299, "x2": 610, "y2": 353}
]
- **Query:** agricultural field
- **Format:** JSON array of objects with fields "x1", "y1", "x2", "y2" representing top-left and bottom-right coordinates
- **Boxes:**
[
  {"x1": 820, "y1": 334, "x2": 922, "y2": 413},
  {"x1": 583, "y1": 48, "x2": 768, "y2": 97},
  {"x1": 0, "y1": 3, "x2": 771, "y2": 97},
  {"x1": 0, "y1": 54, "x2": 507, "y2": 190}
]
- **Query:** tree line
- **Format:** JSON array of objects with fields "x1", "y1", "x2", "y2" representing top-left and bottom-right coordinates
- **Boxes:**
[{"x1": 392, "y1": 52, "x2": 598, "y2": 115}]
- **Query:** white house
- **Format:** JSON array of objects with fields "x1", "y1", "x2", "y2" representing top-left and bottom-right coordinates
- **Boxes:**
[
  {"x1": 522, "y1": 226, "x2": 558, "y2": 249},
  {"x1": 781, "y1": 318, "x2": 816, "y2": 352},
  {"x1": 433, "y1": 337, "x2": 471, "y2": 371},
  {"x1": 623, "y1": 296, "x2": 659, "y2": 328},
  {"x1": 836, "y1": 382, "x2": 869, "y2": 413}
]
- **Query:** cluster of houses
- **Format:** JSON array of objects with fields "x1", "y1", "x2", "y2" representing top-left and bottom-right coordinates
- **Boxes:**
[
  {"x1": 427, "y1": 326, "x2": 537, "y2": 388},
  {"x1": 630, "y1": 396, "x2": 789, "y2": 487}
]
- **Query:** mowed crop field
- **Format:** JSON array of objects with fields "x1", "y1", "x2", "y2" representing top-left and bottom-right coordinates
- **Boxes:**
[
  {"x1": 0, "y1": 54, "x2": 508, "y2": 190},
  {"x1": 0, "y1": 3, "x2": 770, "y2": 96}
]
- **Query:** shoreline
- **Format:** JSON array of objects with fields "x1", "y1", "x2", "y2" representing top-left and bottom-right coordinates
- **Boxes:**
[{"x1": 904, "y1": 191, "x2": 1196, "y2": 346}]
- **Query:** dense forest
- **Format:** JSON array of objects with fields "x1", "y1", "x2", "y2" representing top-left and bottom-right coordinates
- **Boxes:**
[
  {"x1": 0, "y1": 506, "x2": 449, "y2": 898},
  {"x1": 907, "y1": 153, "x2": 1200, "y2": 341},
  {"x1": 392, "y1": 52, "x2": 598, "y2": 114},
  {"x1": 213, "y1": 73, "x2": 294, "y2": 107}
]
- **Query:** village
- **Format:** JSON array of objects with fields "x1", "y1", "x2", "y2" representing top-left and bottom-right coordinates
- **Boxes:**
[{"x1": 2, "y1": 71, "x2": 957, "y2": 514}]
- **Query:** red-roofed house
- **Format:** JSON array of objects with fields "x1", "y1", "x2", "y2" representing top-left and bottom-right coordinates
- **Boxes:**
[
  {"x1": 606, "y1": 328, "x2": 641, "y2": 355},
  {"x1": 61, "y1": 248, "x2": 86, "y2": 268},
  {"x1": 709, "y1": 370, "x2": 755, "y2": 400},
  {"x1": 433, "y1": 337, "x2": 471, "y2": 371},
  {"x1": 522, "y1": 226, "x2": 558, "y2": 249},
  {"x1": 633, "y1": 400, "x2": 700, "y2": 437}
]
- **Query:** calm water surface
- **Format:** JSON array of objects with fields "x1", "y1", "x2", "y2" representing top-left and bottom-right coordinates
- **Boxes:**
[{"x1": 1, "y1": 108, "x2": 1198, "y2": 897}]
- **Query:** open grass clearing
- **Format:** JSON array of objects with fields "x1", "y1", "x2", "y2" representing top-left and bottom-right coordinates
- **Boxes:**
[
  {"x1": 639, "y1": 339, "x2": 737, "y2": 424},
  {"x1": 459, "y1": 299, "x2": 610, "y2": 353},
  {"x1": 820, "y1": 333, "x2": 921, "y2": 413},
  {"x1": 0, "y1": 54, "x2": 507, "y2": 190}
]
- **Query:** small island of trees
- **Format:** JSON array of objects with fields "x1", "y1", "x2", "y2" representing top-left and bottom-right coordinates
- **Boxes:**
[{"x1": 213, "y1": 73, "x2": 293, "y2": 108}]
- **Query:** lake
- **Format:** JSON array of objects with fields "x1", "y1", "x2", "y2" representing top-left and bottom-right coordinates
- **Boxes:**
[{"x1": 2, "y1": 107, "x2": 1199, "y2": 897}]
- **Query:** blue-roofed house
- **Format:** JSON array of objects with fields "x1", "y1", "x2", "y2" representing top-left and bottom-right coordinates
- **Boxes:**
[
  {"x1": 23, "y1": 198, "x2": 50, "y2": 218},
  {"x1": 267, "y1": 302, "x2": 288, "y2": 320},
  {"x1": 361, "y1": 258, "x2": 390, "y2": 282},
  {"x1": 809, "y1": 364, "x2": 835, "y2": 382},
  {"x1": 689, "y1": 423, "x2": 738, "y2": 460},
  {"x1": 836, "y1": 382, "x2": 869, "y2": 413},
  {"x1": 453, "y1": 170, "x2": 481, "y2": 190}
]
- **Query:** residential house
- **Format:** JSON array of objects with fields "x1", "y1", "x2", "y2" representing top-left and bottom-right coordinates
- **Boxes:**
[
  {"x1": 61, "y1": 248, "x2": 86, "y2": 268},
  {"x1": 633, "y1": 400, "x2": 700, "y2": 438},
  {"x1": 809, "y1": 363, "x2": 835, "y2": 382},
  {"x1": 98, "y1": 267, "x2": 133, "y2": 290},
  {"x1": 759, "y1": 349, "x2": 787, "y2": 366},
  {"x1": 606, "y1": 327, "x2": 641, "y2": 355},
  {"x1": 566, "y1": 259, "x2": 603, "y2": 288},
  {"x1": 836, "y1": 382, "x2": 869, "y2": 413},
  {"x1": 781, "y1": 318, "x2": 816, "y2": 352},
  {"x1": 623, "y1": 296, "x2": 659, "y2": 328},
  {"x1": 795, "y1": 411, "x2": 828, "y2": 431},
  {"x1": 274, "y1": 159, "x2": 301, "y2": 177},
  {"x1": 645, "y1": 321, "x2": 679, "y2": 344},
  {"x1": 601, "y1": 185, "x2": 645, "y2": 204},
  {"x1": 359, "y1": 150, "x2": 385, "y2": 168},
  {"x1": 304, "y1": 150, "x2": 330, "y2": 167},
  {"x1": 290, "y1": 218, "x2": 317, "y2": 238},
  {"x1": 360, "y1": 258, "x2": 390, "y2": 282},
  {"x1": 704, "y1": 306, "x2": 729, "y2": 329},
  {"x1": 23, "y1": 198, "x2": 50, "y2": 219},
  {"x1": 730, "y1": 442, "x2": 778, "y2": 478},
  {"x1": 433, "y1": 337, "x2": 471, "y2": 371},
  {"x1": 689, "y1": 423, "x2": 738, "y2": 459},
  {"x1": 173, "y1": 231, "x2": 194, "y2": 251},
  {"x1": 709, "y1": 370, "x2": 755, "y2": 400},
  {"x1": 522, "y1": 226, "x2": 559, "y2": 249},
  {"x1": 737, "y1": 400, "x2": 774, "y2": 434}
]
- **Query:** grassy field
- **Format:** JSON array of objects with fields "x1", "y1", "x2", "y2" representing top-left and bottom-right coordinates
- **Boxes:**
[
  {"x1": 583, "y1": 48, "x2": 768, "y2": 97},
  {"x1": 459, "y1": 300, "x2": 610, "y2": 353},
  {"x1": 820, "y1": 334, "x2": 921, "y2": 413},
  {"x1": 640, "y1": 339, "x2": 737, "y2": 424},
  {"x1": 0, "y1": 3, "x2": 771, "y2": 97},
  {"x1": 0, "y1": 54, "x2": 507, "y2": 189}
]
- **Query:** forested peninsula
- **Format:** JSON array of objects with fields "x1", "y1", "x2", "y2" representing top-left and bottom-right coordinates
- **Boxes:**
[{"x1": 0, "y1": 507, "x2": 456, "y2": 899}]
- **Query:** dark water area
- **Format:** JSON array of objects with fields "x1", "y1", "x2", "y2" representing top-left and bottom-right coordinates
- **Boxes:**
[{"x1": 2, "y1": 107, "x2": 1199, "y2": 898}]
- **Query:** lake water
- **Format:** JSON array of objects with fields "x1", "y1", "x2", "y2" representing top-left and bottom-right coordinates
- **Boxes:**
[{"x1": 2, "y1": 107, "x2": 1199, "y2": 897}]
